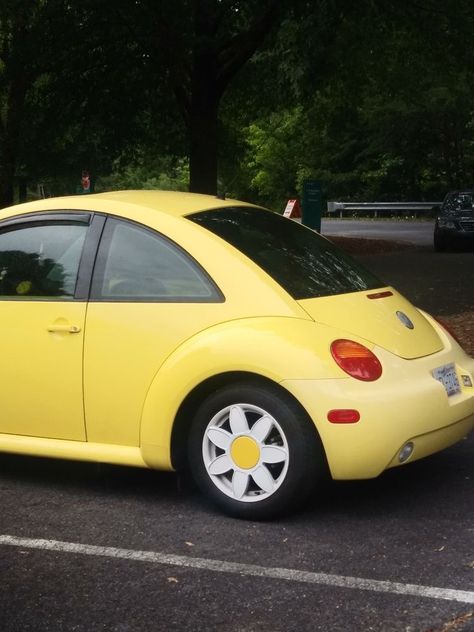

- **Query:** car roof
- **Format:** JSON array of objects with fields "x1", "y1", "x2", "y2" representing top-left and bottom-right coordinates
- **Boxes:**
[
  {"x1": 93, "y1": 190, "x2": 258, "y2": 216},
  {"x1": 1, "y1": 190, "x2": 257, "y2": 219}
]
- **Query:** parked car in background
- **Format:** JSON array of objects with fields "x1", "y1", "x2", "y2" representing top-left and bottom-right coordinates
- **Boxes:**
[
  {"x1": 434, "y1": 190, "x2": 474, "y2": 251},
  {"x1": 0, "y1": 191, "x2": 473, "y2": 519}
]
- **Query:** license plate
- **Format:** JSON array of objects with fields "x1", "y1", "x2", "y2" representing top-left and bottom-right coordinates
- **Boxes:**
[{"x1": 432, "y1": 363, "x2": 461, "y2": 396}]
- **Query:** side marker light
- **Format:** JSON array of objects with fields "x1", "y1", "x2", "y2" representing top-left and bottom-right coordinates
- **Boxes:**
[{"x1": 327, "y1": 409, "x2": 361, "y2": 424}]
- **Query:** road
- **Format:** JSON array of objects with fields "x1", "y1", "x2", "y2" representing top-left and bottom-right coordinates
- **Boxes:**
[
  {"x1": 1, "y1": 441, "x2": 473, "y2": 632},
  {"x1": 321, "y1": 218, "x2": 435, "y2": 246},
  {"x1": 1, "y1": 248, "x2": 473, "y2": 632}
]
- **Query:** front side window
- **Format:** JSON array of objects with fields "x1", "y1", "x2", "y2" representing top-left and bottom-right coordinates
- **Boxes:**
[
  {"x1": 91, "y1": 219, "x2": 222, "y2": 302},
  {"x1": 188, "y1": 207, "x2": 383, "y2": 300},
  {"x1": 0, "y1": 221, "x2": 87, "y2": 299}
]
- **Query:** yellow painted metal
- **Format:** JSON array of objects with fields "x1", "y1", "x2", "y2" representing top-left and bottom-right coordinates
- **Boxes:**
[
  {"x1": 0, "y1": 301, "x2": 86, "y2": 440},
  {"x1": 0, "y1": 190, "x2": 253, "y2": 221},
  {"x1": 298, "y1": 289, "x2": 443, "y2": 359},
  {"x1": 282, "y1": 343, "x2": 474, "y2": 479},
  {"x1": 84, "y1": 313, "x2": 306, "y2": 448},
  {"x1": 139, "y1": 317, "x2": 348, "y2": 470},
  {"x1": 230, "y1": 436, "x2": 260, "y2": 469},
  {"x1": 0, "y1": 433, "x2": 147, "y2": 467},
  {"x1": 386, "y1": 415, "x2": 474, "y2": 469}
]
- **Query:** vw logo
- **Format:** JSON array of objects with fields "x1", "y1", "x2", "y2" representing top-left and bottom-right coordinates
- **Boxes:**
[{"x1": 396, "y1": 311, "x2": 414, "y2": 329}]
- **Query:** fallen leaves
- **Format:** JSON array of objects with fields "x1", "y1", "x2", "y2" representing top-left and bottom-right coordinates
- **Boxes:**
[
  {"x1": 442, "y1": 312, "x2": 474, "y2": 357},
  {"x1": 425, "y1": 610, "x2": 473, "y2": 632}
]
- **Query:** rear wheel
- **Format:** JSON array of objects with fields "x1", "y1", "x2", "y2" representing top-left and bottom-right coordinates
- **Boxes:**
[{"x1": 188, "y1": 382, "x2": 325, "y2": 519}]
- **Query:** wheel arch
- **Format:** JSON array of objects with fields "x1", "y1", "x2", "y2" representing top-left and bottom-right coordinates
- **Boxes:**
[
  {"x1": 138, "y1": 316, "x2": 338, "y2": 471},
  {"x1": 169, "y1": 371, "x2": 326, "y2": 472}
]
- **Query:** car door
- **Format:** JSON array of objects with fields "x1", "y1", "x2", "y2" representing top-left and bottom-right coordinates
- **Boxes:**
[
  {"x1": 83, "y1": 216, "x2": 224, "y2": 447},
  {"x1": 0, "y1": 212, "x2": 94, "y2": 440}
]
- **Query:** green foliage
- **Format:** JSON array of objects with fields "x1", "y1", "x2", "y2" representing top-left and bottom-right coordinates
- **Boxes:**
[
  {"x1": 224, "y1": 0, "x2": 474, "y2": 205},
  {"x1": 97, "y1": 157, "x2": 189, "y2": 192},
  {"x1": 2, "y1": 0, "x2": 474, "y2": 207},
  {"x1": 239, "y1": 108, "x2": 308, "y2": 208}
]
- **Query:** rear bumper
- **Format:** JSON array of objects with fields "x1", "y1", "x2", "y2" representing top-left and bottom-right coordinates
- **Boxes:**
[
  {"x1": 281, "y1": 344, "x2": 474, "y2": 480},
  {"x1": 386, "y1": 414, "x2": 473, "y2": 469}
]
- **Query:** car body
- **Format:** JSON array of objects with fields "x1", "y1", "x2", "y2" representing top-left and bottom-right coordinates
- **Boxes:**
[
  {"x1": 434, "y1": 190, "x2": 474, "y2": 251},
  {"x1": 0, "y1": 190, "x2": 473, "y2": 519}
]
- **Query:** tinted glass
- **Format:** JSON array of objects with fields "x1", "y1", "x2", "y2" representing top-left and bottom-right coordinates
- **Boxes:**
[
  {"x1": 188, "y1": 207, "x2": 382, "y2": 299},
  {"x1": 93, "y1": 219, "x2": 221, "y2": 302},
  {"x1": 0, "y1": 222, "x2": 87, "y2": 299},
  {"x1": 443, "y1": 192, "x2": 474, "y2": 213}
]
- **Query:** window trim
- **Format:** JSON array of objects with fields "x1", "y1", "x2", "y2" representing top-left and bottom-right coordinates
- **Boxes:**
[
  {"x1": 0, "y1": 211, "x2": 95, "y2": 302},
  {"x1": 89, "y1": 216, "x2": 224, "y2": 303},
  {"x1": 0, "y1": 211, "x2": 91, "y2": 230},
  {"x1": 75, "y1": 214, "x2": 106, "y2": 300}
]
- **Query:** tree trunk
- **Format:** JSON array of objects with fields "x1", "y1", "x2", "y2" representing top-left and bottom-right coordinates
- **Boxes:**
[
  {"x1": 0, "y1": 141, "x2": 17, "y2": 208},
  {"x1": 187, "y1": 4, "x2": 220, "y2": 196},
  {"x1": 0, "y1": 5, "x2": 32, "y2": 208},
  {"x1": 188, "y1": 91, "x2": 219, "y2": 195},
  {"x1": 153, "y1": 1, "x2": 286, "y2": 195},
  {"x1": 0, "y1": 75, "x2": 28, "y2": 208}
]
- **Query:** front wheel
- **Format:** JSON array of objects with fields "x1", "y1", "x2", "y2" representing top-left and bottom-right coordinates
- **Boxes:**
[
  {"x1": 188, "y1": 382, "x2": 326, "y2": 519},
  {"x1": 434, "y1": 225, "x2": 450, "y2": 252}
]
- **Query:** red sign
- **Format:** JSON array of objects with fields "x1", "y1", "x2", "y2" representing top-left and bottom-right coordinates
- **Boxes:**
[{"x1": 283, "y1": 199, "x2": 301, "y2": 218}]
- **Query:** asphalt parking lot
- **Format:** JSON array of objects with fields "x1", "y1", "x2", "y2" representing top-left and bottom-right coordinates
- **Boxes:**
[{"x1": 0, "y1": 248, "x2": 473, "y2": 632}]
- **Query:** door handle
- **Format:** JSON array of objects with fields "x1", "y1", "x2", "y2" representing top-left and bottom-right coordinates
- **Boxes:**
[{"x1": 47, "y1": 324, "x2": 81, "y2": 334}]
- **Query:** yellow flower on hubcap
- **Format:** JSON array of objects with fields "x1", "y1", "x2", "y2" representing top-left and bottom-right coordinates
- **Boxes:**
[{"x1": 230, "y1": 436, "x2": 260, "y2": 469}]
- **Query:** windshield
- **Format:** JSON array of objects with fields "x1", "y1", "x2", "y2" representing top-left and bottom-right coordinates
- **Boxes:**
[
  {"x1": 443, "y1": 192, "x2": 474, "y2": 213},
  {"x1": 188, "y1": 207, "x2": 383, "y2": 300}
]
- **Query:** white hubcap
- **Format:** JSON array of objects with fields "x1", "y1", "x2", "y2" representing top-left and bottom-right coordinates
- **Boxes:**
[{"x1": 202, "y1": 403, "x2": 289, "y2": 503}]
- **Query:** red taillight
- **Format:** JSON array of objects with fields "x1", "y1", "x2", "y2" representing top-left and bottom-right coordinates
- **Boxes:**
[{"x1": 330, "y1": 339, "x2": 383, "y2": 381}]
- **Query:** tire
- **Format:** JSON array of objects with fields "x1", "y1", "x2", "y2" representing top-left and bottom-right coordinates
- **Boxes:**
[
  {"x1": 434, "y1": 227, "x2": 447, "y2": 252},
  {"x1": 188, "y1": 382, "x2": 326, "y2": 520}
]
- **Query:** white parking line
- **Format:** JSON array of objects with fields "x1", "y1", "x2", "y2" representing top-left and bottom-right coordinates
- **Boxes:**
[{"x1": 1, "y1": 534, "x2": 473, "y2": 604}]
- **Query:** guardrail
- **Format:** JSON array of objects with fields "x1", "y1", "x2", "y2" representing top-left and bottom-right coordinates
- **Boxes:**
[{"x1": 327, "y1": 201, "x2": 441, "y2": 218}]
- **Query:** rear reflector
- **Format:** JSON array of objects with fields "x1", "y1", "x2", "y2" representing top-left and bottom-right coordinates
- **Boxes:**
[
  {"x1": 331, "y1": 339, "x2": 383, "y2": 381},
  {"x1": 327, "y1": 409, "x2": 361, "y2": 423}
]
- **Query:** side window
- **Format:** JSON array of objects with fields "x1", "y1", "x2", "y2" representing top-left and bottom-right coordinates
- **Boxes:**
[
  {"x1": 91, "y1": 219, "x2": 222, "y2": 302},
  {"x1": 0, "y1": 222, "x2": 87, "y2": 299}
]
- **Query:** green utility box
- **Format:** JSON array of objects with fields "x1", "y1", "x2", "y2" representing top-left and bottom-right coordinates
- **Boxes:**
[{"x1": 302, "y1": 180, "x2": 323, "y2": 232}]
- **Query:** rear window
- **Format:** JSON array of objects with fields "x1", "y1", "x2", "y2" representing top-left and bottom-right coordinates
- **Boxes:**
[{"x1": 188, "y1": 207, "x2": 382, "y2": 299}]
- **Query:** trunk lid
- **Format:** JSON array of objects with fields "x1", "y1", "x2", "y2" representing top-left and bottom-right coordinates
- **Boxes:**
[{"x1": 298, "y1": 287, "x2": 443, "y2": 359}]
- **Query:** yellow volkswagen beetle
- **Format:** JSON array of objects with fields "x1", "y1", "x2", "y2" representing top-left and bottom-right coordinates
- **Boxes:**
[{"x1": 0, "y1": 191, "x2": 472, "y2": 519}]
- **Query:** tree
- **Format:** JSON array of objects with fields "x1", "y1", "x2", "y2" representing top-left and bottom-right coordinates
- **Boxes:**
[
  {"x1": 229, "y1": 0, "x2": 474, "y2": 204},
  {"x1": 0, "y1": 1, "x2": 45, "y2": 206},
  {"x1": 115, "y1": 0, "x2": 295, "y2": 194},
  {"x1": 0, "y1": 1, "x2": 297, "y2": 201}
]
